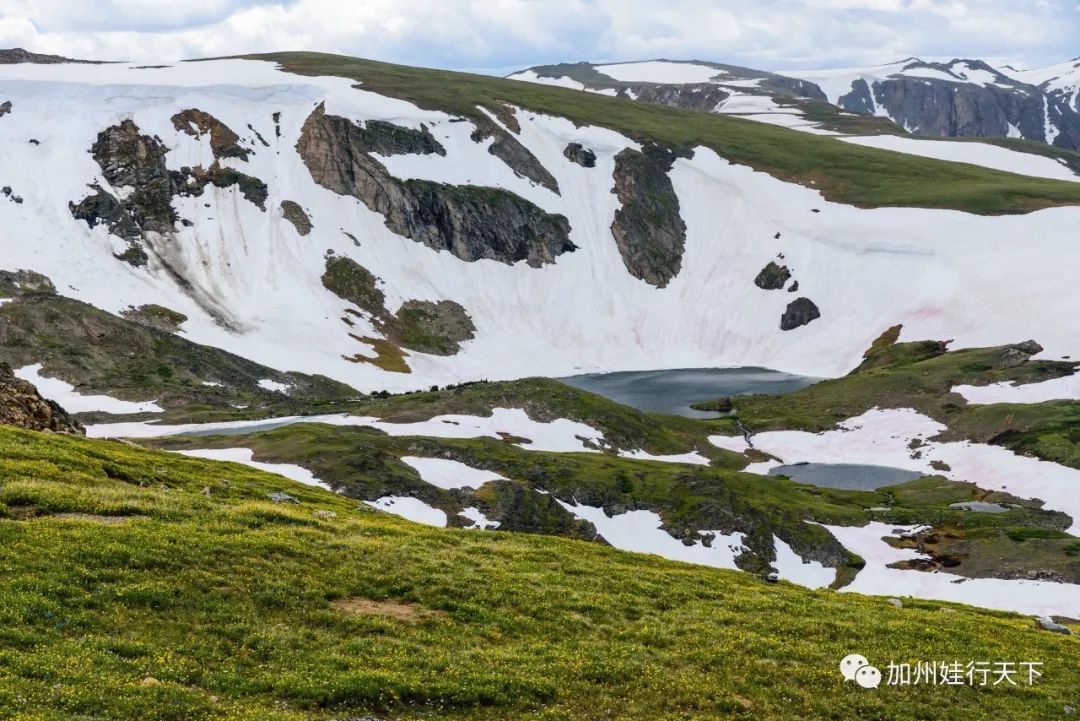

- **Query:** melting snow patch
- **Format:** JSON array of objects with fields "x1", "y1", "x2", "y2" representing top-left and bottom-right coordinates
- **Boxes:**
[
  {"x1": 557, "y1": 500, "x2": 746, "y2": 570},
  {"x1": 460, "y1": 506, "x2": 500, "y2": 529},
  {"x1": 15, "y1": 363, "x2": 163, "y2": 414},
  {"x1": 772, "y1": 535, "x2": 835, "y2": 589},
  {"x1": 824, "y1": 522, "x2": 1080, "y2": 617},
  {"x1": 707, "y1": 434, "x2": 752, "y2": 454},
  {"x1": 174, "y1": 447, "x2": 331, "y2": 490},
  {"x1": 400, "y1": 456, "x2": 506, "y2": 490},
  {"x1": 953, "y1": 374, "x2": 1080, "y2": 404},
  {"x1": 617, "y1": 449, "x2": 711, "y2": 465},
  {"x1": 257, "y1": 379, "x2": 290, "y2": 393},
  {"x1": 365, "y1": 496, "x2": 447, "y2": 527}
]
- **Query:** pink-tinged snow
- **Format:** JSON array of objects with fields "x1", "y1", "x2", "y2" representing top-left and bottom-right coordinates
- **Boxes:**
[
  {"x1": 842, "y1": 134, "x2": 1080, "y2": 182},
  {"x1": 2, "y1": 58, "x2": 1080, "y2": 391},
  {"x1": 14, "y1": 363, "x2": 163, "y2": 414},
  {"x1": 953, "y1": 373, "x2": 1080, "y2": 405},
  {"x1": 824, "y1": 522, "x2": 1080, "y2": 617},
  {"x1": 87, "y1": 407, "x2": 606, "y2": 453},
  {"x1": 772, "y1": 535, "x2": 835, "y2": 589},
  {"x1": 556, "y1": 500, "x2": 746, "y2": 570},
  {"x1": 724, "y1": 408, "x2": 1080, "y2": 534},
  {"x1": 399, "y1": 456, "x2": 506, "y2": 490},
  {"x1": 460, "y1": 506, "x2": 500, "y2": 529},
  {"x1": 174, "y1": 447, "x2": 331, "y2": 490},
  {"x1": 365, "y1": 496, "x2": 447, "y2": 527},
  {"x1": 616, "y1": 449, "x2": 711, "y2": 465},
  {"x1": 595, "y1": 61, "x2": 725, "y2": 84}
]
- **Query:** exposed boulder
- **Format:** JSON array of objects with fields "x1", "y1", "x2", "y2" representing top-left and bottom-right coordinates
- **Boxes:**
[
  {"x1": 280, "y1": 200, "x2": 313, "y2": 236},
  {"x1": 472, "y1": 115, "x2": 560, "y2": 193},
  {"x1": 0, "y1": 362, "x2": 84, "y2": 434},
  {"x1": 610, "y1": 144, "x2": 687, "y2": 287},
  {"x1": 171, "y1": 109, "x2": 250, "y2": 161},
  {"x1": 298, "y1": 105, "x2": 574, "y2": 267},
  {"x1": 563, "y1": 142, "x2": 597, "y2": 168},
  {"x1": 780, "y1": 297, "x2": 821, "y2": 331},
  {"x1": 754, "y1": 261, "x2": 791, "y2": 290},
  {"x1": 0, "y1": 101, "x2": 10, "y2": 117}
]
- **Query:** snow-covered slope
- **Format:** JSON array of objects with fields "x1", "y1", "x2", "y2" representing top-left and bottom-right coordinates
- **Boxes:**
[{"x1": 2, "y1": 57, "x2": 1080, "y2": 397}]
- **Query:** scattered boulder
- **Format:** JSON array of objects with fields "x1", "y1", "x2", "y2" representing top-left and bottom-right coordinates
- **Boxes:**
[
  {"x1": 267, "y1": 492, "x2": 299, "y2": 504},
  {"x1": 0, "y1": 362, "x2": 84, "y2": 434},
  {"x1": 563, "y1": 142, "x2": 597, "y2": 168},
  {"x1": 754, "y1": 261, "x2": 791, "y2": 290},
  {"x1": 1, "y1": 186, "x2": 23, "y2": 204},
  {"x1": 280, "y1": 200, "x2": 313, "y2": 236},
  {"x1": 610, "y1": 144, "x2": 687, "y2": 287},
  {"x1": 787, "y1": 280, "x2": 799, "y2": 293},
  {"x1": 314, "y1": 510, "x2": 337, "y2": 519},
  {"x1": 780, "y1": 297, "x2": 821, "y2": 331},
  {"x1": 887, "y1": 598, "x2": 903, "y2": 608},
  {"x1": 1036, "y1": 616, "x2": 1072, "y2": 635}
]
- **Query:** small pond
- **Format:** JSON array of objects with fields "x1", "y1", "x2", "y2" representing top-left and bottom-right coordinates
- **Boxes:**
[
  {"x1": 558, "y1": 367, "x2": 818, "y2": 419},
  {"x1": 948, "y1": 501, "x2": 1011, "y2": 514},
  {"x1": 768, "y1": 463, "x2": 924, "y2": 491}
]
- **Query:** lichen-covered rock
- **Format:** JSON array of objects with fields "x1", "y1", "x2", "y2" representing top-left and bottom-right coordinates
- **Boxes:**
[
  {"x1": 394, "y1": 300, "x2": 476, "y2": 356},
  {"x1": 174, "y1": 162, "x2": 268, "y2": 210},
  {"x1": 472, "y1": 115, "x2": 560, "y2": 194},
  {"x1": 610, "y1": 144, "x2": 687, "y2": 287},
  {"x1": 298, "y1": 105, "x2": 574, "y2": 267},
  {"x1": 754, "y1": 262, "x2": 791, "y2": 290},
  {"x1": 280, "y1": 200, "x2": 313, "y2": 236},
  {"x1": 0, "y1": 362, "x2": 84, "y2": 434},
  {"x1": 171, "y1": 108, "x2": 250, "y2": 161},
  {"x1": 563, "y1": 142, "x2": 597, "y2": 168},
  {"x1": 780, "y1": 297, "x2": 821, "y2": 331}
]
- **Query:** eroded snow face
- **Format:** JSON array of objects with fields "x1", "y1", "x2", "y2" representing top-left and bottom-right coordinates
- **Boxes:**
[
  {"x1": 174, "y1": 447, "x2": 330, "y2": 490},
  {"x1": 14, "y1": 364, "x2": 163, "y2": 414},
  {"x1": 556, "y1": 500, "x2": 747, "y2": 570}
]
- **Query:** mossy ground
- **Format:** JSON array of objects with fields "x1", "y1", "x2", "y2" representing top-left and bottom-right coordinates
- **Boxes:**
[{"x1": 0, "y1": 426, "x2": 1077, "y2": 720}]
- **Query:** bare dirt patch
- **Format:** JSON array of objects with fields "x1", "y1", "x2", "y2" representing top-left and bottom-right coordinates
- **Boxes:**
[{"x1": 329, "y1": 596, "x2": 446, "y2": 622}]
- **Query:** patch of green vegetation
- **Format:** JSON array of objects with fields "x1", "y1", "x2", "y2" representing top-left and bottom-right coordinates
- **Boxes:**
[
  {"x1": 2, "y1": 425, "x2": 1078, "y2": 720},
  {"x1": 321, "y1": 254, "x2": 386, "y2": 318},
  {"x1": 119, "y1": 303, "x2": 188, "y2": 333},
  {"x1": 393, "y1": 299, "x2": 476, "y2": 356},
  {"x1": 242, "y1": 51, "x2": 1080, "y2": 214},
  {"x1": 344, "y1": 335, "x2": 411, "y2": 374}
]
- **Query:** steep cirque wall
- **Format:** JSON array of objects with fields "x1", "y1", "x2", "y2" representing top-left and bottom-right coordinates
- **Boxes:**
[{"x1": 1, "y1": 59, "x2": 1079, "y2": 394}]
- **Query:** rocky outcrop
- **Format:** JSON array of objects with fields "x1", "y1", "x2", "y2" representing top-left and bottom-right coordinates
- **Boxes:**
[
  {"x1": 280, "y1": 200, "x2": 313, "y2": 236},
  {"x1": 620, "y1": 83, "x2": 730, "y2": 112},
  {"x1": 71, "y1": 120, "x2": 268, "y2": 265},
  {"x1": 354, "y1": 120, "x2": 446, "y2": 156},
  {"x1": 0, "y1": 363, "x2": 83, "y2": 434},
  {"x1": 471, "y1": 115, "x2": 560, "y2": 193},
  {"x1": 0, "y1": 101, "x2": 10, "y2": 118},
  {"x1": 610, "y1": 144, "x2": 687, "y2": 287},
  {"x1": 171, "y1": 109, "x2": 250, "y2": 161},
  {"x1": 754, "y1": 262, "x2": 791, "y2": 290},
  {"x1": 120, "y1": 304, "x2": 188, "y2": 334},
  {"x1": 780, "y1": 297, "x2": 821, "y2": 331},
  {"x1": 563, "y1": 142, "x2": 596, "y2": 168},
  {"x1": 298, "y1": 105, "x2": 574, "y2": 267}
]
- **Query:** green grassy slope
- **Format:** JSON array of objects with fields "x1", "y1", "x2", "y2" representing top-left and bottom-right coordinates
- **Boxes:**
[
  {"x1": 243, "y1": 51, "x2": 1080, "y2": 214},
  {"x1": 0, "y1": 426, "x2": 1077, "y2": 720}
]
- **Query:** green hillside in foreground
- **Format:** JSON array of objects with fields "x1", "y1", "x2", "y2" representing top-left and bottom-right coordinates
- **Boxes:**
[
  {"x1": 0, "y1": 427, "x2": 1076, "y2": 720},
  {"x1": 242, "y1": 51, "x2": 1080, "y2": 215}
]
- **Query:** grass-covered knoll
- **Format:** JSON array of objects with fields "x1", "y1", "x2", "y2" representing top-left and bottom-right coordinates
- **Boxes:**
[
  {"x1": 1, "y1": 426, "x2": 1077, "y2": 720},
  {"x1": 0, "y1": 271, "x2": 359, "y2": 422},
  {"x1": 243, "y1": 51, "x2": 1080, "y2": 214}
]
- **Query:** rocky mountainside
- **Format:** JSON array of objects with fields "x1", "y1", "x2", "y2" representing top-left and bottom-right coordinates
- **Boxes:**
[
  {"x1": 511, "y1": 57, "x2": 1080, "y2": 149},
  {"x1": 0, "y1": 361, "x2": 82, "y2": 434}
]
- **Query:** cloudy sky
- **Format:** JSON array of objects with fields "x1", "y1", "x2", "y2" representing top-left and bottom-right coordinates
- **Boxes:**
[{"x1": 0, "y1": 0, "x2": 1077, "y2": 73}]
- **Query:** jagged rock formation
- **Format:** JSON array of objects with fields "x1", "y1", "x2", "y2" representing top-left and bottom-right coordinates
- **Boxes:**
[
  {"x1": 471, "y1": 115, "x2": 560, "y2": 193},
  {"x1": 0, "y1": 363, "x2": 83, "y2": 434},
  {"x1": 754, "y1": 262, "x2": 791, "y2": 290},
  {"x1": 610, "y1": 144, "x2": 687, "y2": 287},
  {"x1": 353, "y1": 119, "x2": 446, "y2": 156},
  {"x1": 70, "y1": 119, "x2": 268, "y2": 266},
  {"x1": 280, "y1": 200, "x2": 313, "y2": 236},
  {"x1": 298, "y1": 105, "x2": 574, "y2": 267},
  {"x1": 171, "y1": 109, "x2": 250, "y2": 161},
  {"x1": 780, "y1": 297, "x2": 821, "y2": 331},
  {"x1": 563, "y1": 142, "x2": 596, "y2": 168}
]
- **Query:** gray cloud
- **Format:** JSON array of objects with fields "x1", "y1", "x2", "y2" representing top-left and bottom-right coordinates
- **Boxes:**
[{"x1": 0, "y1": 0, "x2": 1075, "y2": 72}]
